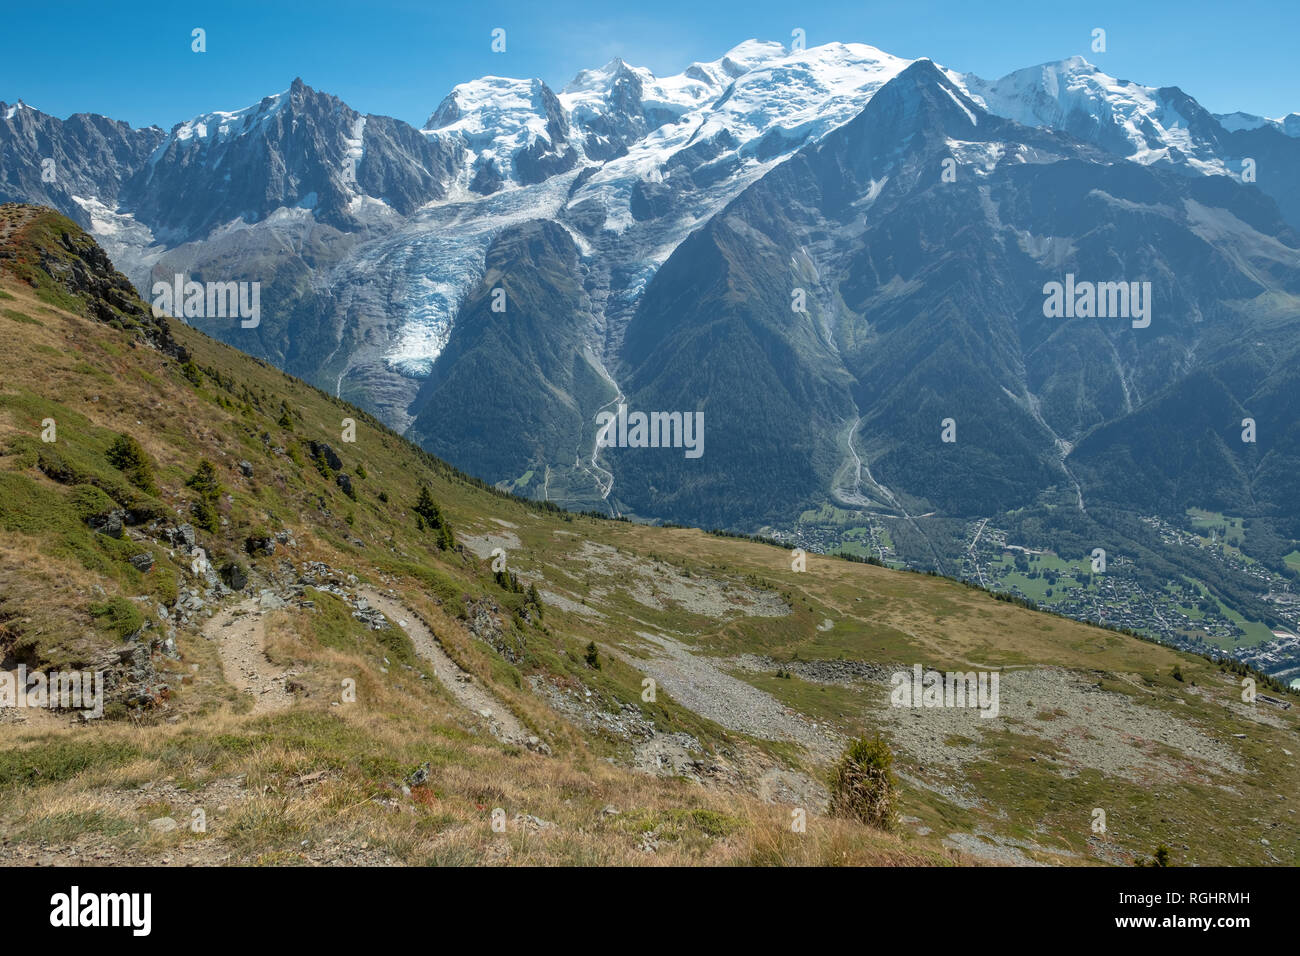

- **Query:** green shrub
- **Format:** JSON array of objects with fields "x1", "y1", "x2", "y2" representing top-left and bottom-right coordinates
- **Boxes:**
[
  {"x1": 89, "y1": 596, "x2": 144, "y2": 639},
  {"x1": 105, "y1": 433, "x2": 156, "y2": 493},
  {"x1": 69, "y1": 484, "x2": 118, "y2": 521},
  {"x1": 525, "y1": 582, "x2": 543, "y2": 620},
  {"x1": 828, "y1": 736, "x2": 897, "y2": 831},
  {"x1": 36, "y1": 445, "x2": 78, "y2": 484}
]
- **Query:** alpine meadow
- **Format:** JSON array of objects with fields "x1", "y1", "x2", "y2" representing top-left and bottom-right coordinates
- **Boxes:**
[{"x1": 1, "y1": 1, "x2": 1298, "y2": 919}]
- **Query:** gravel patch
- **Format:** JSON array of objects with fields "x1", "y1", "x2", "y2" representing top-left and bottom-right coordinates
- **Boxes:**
[
  {"x1": 574, "y1": 542, "x2": 789, "y2": 618},
  {"x1": 874, "y1": 666, "x2": 1247, "y2": 784},
  {"x1": 459, "y1": 529, "x2": 522, "y2": 560},
  {"x1": 615, "y1": 632, "x2": 841, "y2": 761},
  {"x1": 728, "y1": 654, "x2": 893, "y2": 685},
  {"x1": 537, "y1": 588, "x2": 605, "y2": 620}
]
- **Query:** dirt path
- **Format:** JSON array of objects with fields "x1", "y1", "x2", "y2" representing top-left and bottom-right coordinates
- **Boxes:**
[
  {"x1": 359, "y1": 589, "x2": 537, "y2": 748},
  {"x1": 204, "y1": 586, "x2": 537, "y2": 749},
  {"x1": 208, "y1": 599, "x2": 294, "y2": 714}
]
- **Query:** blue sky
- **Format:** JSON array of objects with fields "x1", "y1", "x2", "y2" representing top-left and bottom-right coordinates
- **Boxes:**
[{"x1": 3, "y1": 0, "x2": 1296, "y2": 128}]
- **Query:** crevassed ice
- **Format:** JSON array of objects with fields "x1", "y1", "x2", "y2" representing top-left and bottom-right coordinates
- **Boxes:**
[
  {"x1": 384, "y1": 236, "x2": 487, "y2": 377},
  {"x1": 379, "y1": 176, "x2": 574, "y2": 375}
]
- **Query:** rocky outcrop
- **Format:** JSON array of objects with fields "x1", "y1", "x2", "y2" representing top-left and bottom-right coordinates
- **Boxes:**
[
  {"x1": 462, "y1": 597, "x2": 525, "y2": 664},
  {"x1": 308, "y1": 440, "x2": 342, "y2": 471},
  {"x1": 1, "y1": 205, "x2": 189, "y2": 360}
]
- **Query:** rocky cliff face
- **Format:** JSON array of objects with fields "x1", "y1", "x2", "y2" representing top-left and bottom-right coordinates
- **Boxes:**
[
  {"x1": 0, "y1": 101, "x2": 163, "y2": 228},
  {"x1": 125, "y1": 78, "x2": 464, "y2": 239}
]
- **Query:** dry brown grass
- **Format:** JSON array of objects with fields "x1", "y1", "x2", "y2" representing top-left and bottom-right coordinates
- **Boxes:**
[{"x1": 0, "y1": 694, "x2": 964, "y2": 866}]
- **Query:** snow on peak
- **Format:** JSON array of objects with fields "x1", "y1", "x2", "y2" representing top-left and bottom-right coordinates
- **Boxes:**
[
  {"x1": 558, "y1": 41, "x2": 790, "y2": 131},
  {"x1": 560, "y1": 55, "x2": 709, "y2": 143},
  {"x1": 420, "y1": 37, "x2": 917, "y2": 197},
  {"x1": 962, "y1": 58, "x2": 1228, "y2": 174},
  {"x1": 423, "y1": 76, "x2": 569, "y2": 188},
  {"x1": 1055, "y1": 55, "x2": 1099, "y2": 73},
  {"x1": 1215, "y1": 110, "x2": 1300, "y2": 138},
  {"x1": 426, "y1": 76, "x2": 549, "y2": 131},
  {"x1": 1, "y1": 100, "x2": 33, "y2": 121},
  {"x1": 963, "y1": 57, "x2": 1127, "y2": 127},
  {"x1": 673, "y1": 38, "x2": 786, "y2": 89},
  {"x1": 564, "y1": 57, "x2": 644, "y2": 95},
  {"x1": 684, "y1": 41, "x2": 912, "y2": 154},
  {"x1": 166, "y1": 88, "x2": 291, "y2": 147},
  {"x1": 568, "y1": 39, "x2": 913, "y2": 234},
  {"x1": 716, "y1": 38, "x2": 789, "y2": 76},
  {"x1": 1217, "y1": 110, "x2": 1272, "y2": 132}
]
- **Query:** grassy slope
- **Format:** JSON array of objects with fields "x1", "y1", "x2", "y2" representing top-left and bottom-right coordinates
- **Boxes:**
[{"x1": 0, "y1": 205, "x2": 1296, "y2": 866}]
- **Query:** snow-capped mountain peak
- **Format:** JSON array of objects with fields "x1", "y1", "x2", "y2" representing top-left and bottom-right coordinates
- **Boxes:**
[
  {"x1": 563, "y1": 56, "x2": 644, "y2": 95},
  {"x1": 425, "y1": 76, "x2": 549, "y2": 132},
  {"x1": 1216, "y1": 110, "x2": 1300, "y2": 138},
  {"x1": 572, "y1": 39, "x2": 912, "y2": 194},
  {"x1": 1, "y1": 100, "x2": 33, "y2": 121},
  {"x1": 423, "y1": 76, "x2": 575, "y2": 191},
  {"x1": 963, "y1": 57, "x2": 1232, "y2": 174},
  {"x1": 154, "y1": 76, "x2": 340, "y2": 157},
  {"x1": 167, "y1": 88, "x2": 292, "y2": 147},
  {"x1": 711, "y1": 38, "x2": 789, "y2": 78}
]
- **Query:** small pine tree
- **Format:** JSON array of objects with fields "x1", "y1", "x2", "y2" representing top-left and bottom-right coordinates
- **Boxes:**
[
  {"x1": 311, "y1": 447, "x2": 333, "y2": 479},
  {"x1": 523, "y1": 582, "x2": 543, "y2": 621},
  {"x1": 1137, "y1": 844, "x2": 1173, "y2": 867},
  {"x1": 414, "y1": 484, "x2": 442, "y2": 526},
  {"x1": 191, "y1": 498, "x2": 218, "y2": 532},
  {"x1": 185, "y1": 460, "x2": 221, "y2": 498},
  {"x1": 584, "y1": 641, "x2": 600, "y2": 669},
  {"x1": 414, "y1": 484, "x2": 455, "y2": 549},
  {"x1": 185, "y1": 460, "x2": 222, "y2": 532}
]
